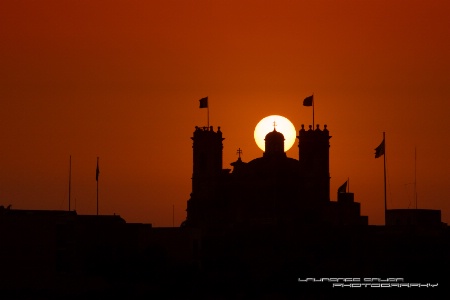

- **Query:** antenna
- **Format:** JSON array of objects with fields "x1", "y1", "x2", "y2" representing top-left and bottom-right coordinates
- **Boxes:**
[
  {"x1": 96, "y1": 157, "x2": 99, "y2": 215},
  {"x1": 69, "y1": 155, "x2": 71, "y2": 211},
  {"x1": 414, "y1": 147, "x2": 418, "y2": 209}
]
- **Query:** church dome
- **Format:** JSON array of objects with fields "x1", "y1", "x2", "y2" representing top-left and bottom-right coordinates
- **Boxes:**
[
  {"x1": 265, "y1": 128, "x2": 284, "y2": 140},
  {"x1": 264, "y1": 129, "x2": 285, "y2": 157}
]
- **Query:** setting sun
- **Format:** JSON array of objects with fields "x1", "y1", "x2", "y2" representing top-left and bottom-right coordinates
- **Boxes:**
[{"x1": 254, "y1": 115, "x2": 296, "y2": 152}]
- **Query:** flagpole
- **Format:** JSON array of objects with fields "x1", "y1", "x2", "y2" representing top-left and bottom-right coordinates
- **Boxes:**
[
  {"x1": 199, "y1": 97, "x2": 209, "y2": 127},
  {"x1": 414, "y1": 147, "x2": 417, "y2": 209},
  {"x1": 69, "y1": 155, "x2": 71, "y2": 211},
  {"x1": 383, "y1": 132, "x2": 387, "y2": 225},
  {"x1": 96, "y1": 157, "x2": 99, "y2": 216},
  {"x1": 312, "y1": 93, "x2": 315, "y2": 128}
]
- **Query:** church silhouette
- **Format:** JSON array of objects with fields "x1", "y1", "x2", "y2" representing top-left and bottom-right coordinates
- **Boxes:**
[
  {"x1": 1, "y1": 120, "x2": 449, "y2": 298},
  {"x1": 178, "y1": 122, "x2": 449, "y2": 296},
  {"x1": 184, "y1": 124, "x2": 367, "y2": 232}
]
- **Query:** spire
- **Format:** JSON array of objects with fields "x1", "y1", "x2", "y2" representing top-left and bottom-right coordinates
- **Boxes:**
[
  {"x1": 237, "y1": 148, "x2": 243, "y2": 159},
  {"x1": 231, "y1": 147, "x2": 246, "y2": 173}
]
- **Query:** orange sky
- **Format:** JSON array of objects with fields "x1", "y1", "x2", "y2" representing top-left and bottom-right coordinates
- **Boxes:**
[{"x1": 1, "y1": 0, "x2": 449, "y2": 226}]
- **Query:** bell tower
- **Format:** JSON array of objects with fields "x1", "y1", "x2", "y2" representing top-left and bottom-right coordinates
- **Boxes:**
[
  {"x1": 298, "y1": 124, "x2": 331, "y2": 203},
  {"x1": 186, "y1": 126, "x2": 224, "y2": 228}
]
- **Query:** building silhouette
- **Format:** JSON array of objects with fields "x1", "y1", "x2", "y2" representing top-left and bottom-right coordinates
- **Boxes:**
[
  {"x1": 184, "y1": 124, "x2": 367, "y2": 232},
  {"x1": 1, "y1": 121, "x2": 449, "y2": 298},
  {"x1": 180, "y1": 123, "x2": 449, "y2": 296}
]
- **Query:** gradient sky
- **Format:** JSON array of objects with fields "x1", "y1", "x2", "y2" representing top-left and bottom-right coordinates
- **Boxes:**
[{"x1": 1, "y1": 0, "x2": 449, "y2": 226}]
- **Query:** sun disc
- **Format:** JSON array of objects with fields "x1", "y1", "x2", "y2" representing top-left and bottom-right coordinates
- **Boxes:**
[{"x1": 254, "y1": 115, "x2": 296, "y2": 152}]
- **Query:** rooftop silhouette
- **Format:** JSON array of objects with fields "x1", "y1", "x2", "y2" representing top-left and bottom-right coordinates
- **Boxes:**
[
  {"x1": 184, "y1": 123, "x2": 367, "y2": 231},
  {"x1": 0, "y1": 122, "x2": 449, "y2": 298}
]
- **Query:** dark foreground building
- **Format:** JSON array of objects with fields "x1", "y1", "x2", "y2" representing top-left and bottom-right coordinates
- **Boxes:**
[
  {"x1": 0, "y1": 207, "x2": 201, "y2": 299},
  {"x1": 181, "y1": 124, "x2": 450, "y2": 297},
  {"x1": 1, "y1": 123, "x2": 449, "y2": 298}
]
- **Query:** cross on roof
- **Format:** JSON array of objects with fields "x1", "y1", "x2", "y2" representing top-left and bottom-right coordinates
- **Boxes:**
[
  {"x1": 236, "y1": 148, "x2": 243, "y2": 159},
  {"x1": 273, "y1": 121, "x2": 277, "y2": 130}
]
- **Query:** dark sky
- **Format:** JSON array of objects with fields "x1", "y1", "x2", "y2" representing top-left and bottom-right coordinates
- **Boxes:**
[{"x1": 1, "y1": 0, "x2": 449, "y2": 226}]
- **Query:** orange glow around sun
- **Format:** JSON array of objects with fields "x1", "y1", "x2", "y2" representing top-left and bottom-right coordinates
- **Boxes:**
[{"x1": 254, "y1": 115, "x2": 296, "y2": 152}]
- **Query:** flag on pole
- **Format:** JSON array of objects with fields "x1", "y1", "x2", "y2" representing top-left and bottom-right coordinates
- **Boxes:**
[
  {"x1": 199, "y1": 97, "x2": 208, "y2": 108},
  {"x1": 96, "y1": 158, "x2": 100, "y2": 181},
  {"x1": 375, "y1": 139, "x2": 385, "y2": 158},
  {"x1": 303, "y1": 95, "x2": 313, "y2": 106},
  {"x1": 338, "y1": 181, "x2": 347, "y2": 193}
]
